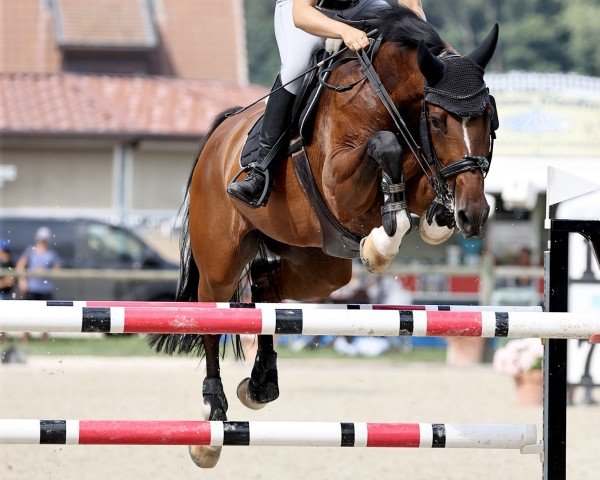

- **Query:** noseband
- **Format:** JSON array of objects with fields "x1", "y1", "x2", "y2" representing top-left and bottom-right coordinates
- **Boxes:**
[{"x1": 419, "y1": 90, "x2": 497, "y2": 212}]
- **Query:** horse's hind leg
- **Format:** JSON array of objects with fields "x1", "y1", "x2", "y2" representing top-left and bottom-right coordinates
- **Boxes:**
[
  {"x1": 189, "y1": 235, "x2": 260, "y2": 468},
  {"x1": 189, "y1": 334, "x2": 227, "y2": 468},
  {"x1": 237, "y1": 257, "x2": 281, "y2": 410}
]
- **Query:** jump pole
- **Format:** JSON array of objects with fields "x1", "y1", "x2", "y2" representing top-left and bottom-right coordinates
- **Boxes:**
[
  {"x1": 0, "y1": 420, "x2": 538, "y2": 451},
  {"x1": 0, "y1": 306, "x2": 598, "y2": 341}
]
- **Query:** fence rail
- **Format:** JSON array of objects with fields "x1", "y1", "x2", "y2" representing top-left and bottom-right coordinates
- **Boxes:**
[{"x1": 0, "y1": 260, "x2": 550, "y2": 304}]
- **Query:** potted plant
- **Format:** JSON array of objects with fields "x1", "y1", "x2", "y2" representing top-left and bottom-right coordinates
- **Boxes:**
[{"x1": 493, "y1": 338, "x2": 544, "y2": 406}]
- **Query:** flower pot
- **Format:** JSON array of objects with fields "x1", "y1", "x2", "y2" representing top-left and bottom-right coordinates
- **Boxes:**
[
  {"x1": 514, "y1": 369, "x2": 543, "y2": 406},
  {"x1": 446, "y1": 337, "x2": 485, "y2": 366}
]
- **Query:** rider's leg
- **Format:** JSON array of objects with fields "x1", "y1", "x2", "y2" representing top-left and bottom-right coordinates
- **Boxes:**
[
  {"x1": 226, "y1": 75, "x2": 296, "y2": 206},
  {"x1": 227, "y1": 0, "x2": 324, "y2": 207}
]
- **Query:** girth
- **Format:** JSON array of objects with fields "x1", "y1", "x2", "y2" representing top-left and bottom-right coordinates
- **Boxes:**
[{"x1": 291, "y1": 148, "x2": 362, "y2": 259}]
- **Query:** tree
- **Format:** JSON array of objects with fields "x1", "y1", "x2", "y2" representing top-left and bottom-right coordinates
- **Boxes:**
[
  {"x1": 244, "y1": 0, "x2": 599, "y2": 85},
  {"x1": 244, "y1": 0, "x2": 279, "y2": 86},
  {"x1": 563, "y1": 0, "x2": 600, "y2": 76}
]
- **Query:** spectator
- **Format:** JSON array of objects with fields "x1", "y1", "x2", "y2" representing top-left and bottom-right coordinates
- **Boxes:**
[
  {"x1": 16, "y1": 227, "x2": 62, "y2": 301},
  {"x1": 515, "y1": 247, "x2": 534, "y2": 287},
  {"x1": 0, "y1": 238, "x2": 15, "y2": 300},
  {"x1": 0, "y1": 239, "x2": 27, "y2": 363}
]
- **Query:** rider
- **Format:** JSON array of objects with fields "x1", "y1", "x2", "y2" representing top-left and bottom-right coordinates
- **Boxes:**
[{"x1": 227, "y1": 0, "x2": 426, "y2": 207}]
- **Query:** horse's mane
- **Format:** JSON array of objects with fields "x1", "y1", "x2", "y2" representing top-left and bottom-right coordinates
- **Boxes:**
[{"x1": 360, "y1": 4, "x2": 445, "y2": 55}]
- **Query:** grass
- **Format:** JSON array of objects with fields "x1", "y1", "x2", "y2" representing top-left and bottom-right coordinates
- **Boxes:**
[{"x1": 2, "y1": 335, "x2": 446, "y2": 363}]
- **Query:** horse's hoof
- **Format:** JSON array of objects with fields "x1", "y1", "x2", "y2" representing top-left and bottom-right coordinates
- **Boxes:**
[
  {"x1": 419, "y1": 215, "x2": 454, "y2": 245},
  {"x1": 237, "y1": 378, "x2": 267, "y2": 410},
  {"x1": 360, "y1": 236, "x2": 393, "y2": 274},
  {"x1": 189, "y1": 445, "x2": 222, "y2": 468}
]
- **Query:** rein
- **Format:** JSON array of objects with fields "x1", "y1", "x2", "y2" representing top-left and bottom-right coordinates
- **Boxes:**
[
  {"x1": 321, "y1": 35, "x2": 497, "y2": 215},
  {"x1": 226, "y1": 29, "x2": 379, "y2": 118}
]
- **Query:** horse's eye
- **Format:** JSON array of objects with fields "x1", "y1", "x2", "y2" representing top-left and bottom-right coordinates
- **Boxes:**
[{"x1": 430, "y1": 117, "x2": 443, "y2": 130}]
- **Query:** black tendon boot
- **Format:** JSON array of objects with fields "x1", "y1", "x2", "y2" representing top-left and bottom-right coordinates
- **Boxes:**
[{"x1": 227, "y1": 76, "x2": 296, "y2": 207}]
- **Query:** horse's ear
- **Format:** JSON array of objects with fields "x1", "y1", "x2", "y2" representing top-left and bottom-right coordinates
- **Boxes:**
[
  {"x1": 467, "y1": 24, "x2": 499, "y2": 70},
  {"x1": 417, "y1": 41, "x2": 444, "y2": 86}
]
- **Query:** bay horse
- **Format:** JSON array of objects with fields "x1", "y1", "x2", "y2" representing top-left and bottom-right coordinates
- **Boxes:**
[{"x1": 150, "y1": 5, "x2": 499, "y2": 468}]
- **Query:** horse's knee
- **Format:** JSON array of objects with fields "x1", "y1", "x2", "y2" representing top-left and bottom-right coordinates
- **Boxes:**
[{"x1": 368, "y1": 131, "x2": 402, "y2": 178}]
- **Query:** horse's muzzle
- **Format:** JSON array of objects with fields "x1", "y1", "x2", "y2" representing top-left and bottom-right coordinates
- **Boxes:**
[{"x1": 456, "y1": 204, "x2": 490, "y2": 238}]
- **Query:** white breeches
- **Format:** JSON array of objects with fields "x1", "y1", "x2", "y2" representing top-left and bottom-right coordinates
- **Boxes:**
[{"x1": 274, "y1": 0, "x2": 389, "y2": 94}]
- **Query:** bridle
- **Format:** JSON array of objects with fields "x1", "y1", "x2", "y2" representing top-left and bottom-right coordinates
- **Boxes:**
[
  {"x1": 321, "y1": 34, "x2": 499, "y2": 222},
  {"x1": 419, "y1": 85, "x2": 498, "y2": 211}
]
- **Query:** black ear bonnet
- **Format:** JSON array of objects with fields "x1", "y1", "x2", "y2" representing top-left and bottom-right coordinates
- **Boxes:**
[{"x1": 424, "y1": 55, "x2": 490, "y2": 118}]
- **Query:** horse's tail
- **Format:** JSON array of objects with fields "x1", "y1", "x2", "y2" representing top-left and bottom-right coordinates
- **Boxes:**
[{"x1": 148, "y1": 107, "x2": 244, "y2": 358}]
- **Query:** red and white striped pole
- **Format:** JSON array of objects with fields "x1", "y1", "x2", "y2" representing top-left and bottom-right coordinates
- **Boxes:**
[
  {"x1": 0, "y1": 420, "x2": 538, "y2": 450},
  {"x1": 0, "y1": 304, "x2": 598, "y2": 341}
]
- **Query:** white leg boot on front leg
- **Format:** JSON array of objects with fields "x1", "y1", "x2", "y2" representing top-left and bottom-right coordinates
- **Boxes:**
[
  {"x1": 419, "y1": 214, "x2": 455, "y2": 245},
  {"x1": 360, "y1": 211, "x2": 412, "y2": 274}
]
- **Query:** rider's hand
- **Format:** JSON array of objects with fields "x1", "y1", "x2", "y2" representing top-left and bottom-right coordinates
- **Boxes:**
[{"x1": 339, "y1": 25, "x2": 370, "y2": 52}]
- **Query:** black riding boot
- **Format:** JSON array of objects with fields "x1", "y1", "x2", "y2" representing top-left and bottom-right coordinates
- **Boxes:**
[{"x1": 227, "y1": 76, "x2": 296, "y2": 207}]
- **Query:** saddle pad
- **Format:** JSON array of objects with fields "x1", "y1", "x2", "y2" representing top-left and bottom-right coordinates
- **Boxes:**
[
  {"x1": 239, "y1": 49, "x2": 331, "y2": 168},
  {"x1": 240, "y1": 115, "x2": 263, "y2": 168}
]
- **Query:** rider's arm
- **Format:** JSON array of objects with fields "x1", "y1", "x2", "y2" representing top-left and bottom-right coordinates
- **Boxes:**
[
  {"x1": 398, "y1": 0, "x2": 426, "y2": 20},
  {"x1": 292, "y1": 0, "x2": 370, "y2": 51}
]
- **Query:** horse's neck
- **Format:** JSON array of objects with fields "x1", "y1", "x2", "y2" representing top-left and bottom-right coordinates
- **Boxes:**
[{"x1": 310, "y1": 44, "x2": 425, "y2": 180}]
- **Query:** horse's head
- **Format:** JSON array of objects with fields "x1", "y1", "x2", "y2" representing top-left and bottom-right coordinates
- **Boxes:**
[{"x1": 417, "y1": 25, "x2": 499, "y2": 238}]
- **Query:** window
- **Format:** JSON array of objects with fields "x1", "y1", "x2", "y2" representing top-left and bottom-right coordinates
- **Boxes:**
[{"x1": 85, "y1": 223, "x2": 145, "y2": 266}]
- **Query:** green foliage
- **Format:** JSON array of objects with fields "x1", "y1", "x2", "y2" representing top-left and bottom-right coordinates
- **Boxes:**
[
  {"x1": 423, "y1": 0, "x2": 595, "y2": 74},
  {"x1": 244, "y1": 0, "x2": 599, "y2": 85},
  {"x1": 244, "y1": 0, "x2": 280, "y2": 86},
  {"x1": 562, "y1": 0, "x2": 600, "y2": 76}
]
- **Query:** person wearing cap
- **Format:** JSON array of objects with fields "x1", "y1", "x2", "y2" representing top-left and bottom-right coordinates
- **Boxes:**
[
  {"x1": 16, "y1": 227, "x2": 62, "y2": 301},
  {"x1": 0, "y1": 239, "x2": 15, "y2": 300}
]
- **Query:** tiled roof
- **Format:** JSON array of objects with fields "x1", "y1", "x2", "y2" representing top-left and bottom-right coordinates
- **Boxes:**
[
  {"x1": 54, "y1": 0, "x2": 156, "y2": 49},
  {"x1": 0, "y1": 73, "x2": 267, "y2": 138}
]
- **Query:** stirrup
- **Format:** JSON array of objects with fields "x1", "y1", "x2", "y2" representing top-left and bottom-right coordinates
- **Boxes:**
[{"x1": 228, "y1": 164, "x2": 272, "y2": 208}]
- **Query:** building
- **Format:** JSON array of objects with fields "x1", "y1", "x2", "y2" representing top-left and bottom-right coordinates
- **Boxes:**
[
  {"x1": 1, "y1": 1, "x2": 598, "y2": 270},
  {"x1": 0, "y1": 0, "x2": 265, "y2": 237},
  {"x1": 0, "y1": 73, "x2": 265, "y2": 230},
  {"x1": 0, "y1": 0, "x2": 248, "y2": 83}
]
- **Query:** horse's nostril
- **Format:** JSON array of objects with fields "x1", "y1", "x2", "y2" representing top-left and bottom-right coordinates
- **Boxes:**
[{"x1": 457, "y1": 210, "x2": 469, "y2": 228}]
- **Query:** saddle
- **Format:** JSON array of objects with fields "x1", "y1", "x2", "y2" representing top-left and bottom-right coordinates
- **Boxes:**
[{"x1": 240, "y1": 49, "x2": 362, "y2": 259}]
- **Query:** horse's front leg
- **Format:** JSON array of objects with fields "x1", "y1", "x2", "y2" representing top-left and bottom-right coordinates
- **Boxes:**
[{"x1": 360, "y1": 131, "x2": 412, "y2": 274}]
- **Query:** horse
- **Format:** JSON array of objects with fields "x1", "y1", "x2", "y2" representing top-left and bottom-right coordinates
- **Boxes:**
[{"x1": 149, "y1": 5, "x2": 499, "y2": 468}]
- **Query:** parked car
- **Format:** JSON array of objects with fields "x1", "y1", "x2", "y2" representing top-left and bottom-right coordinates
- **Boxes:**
[{"x1": 0, "y1": 216, "x2": 178, "y2": 301}]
